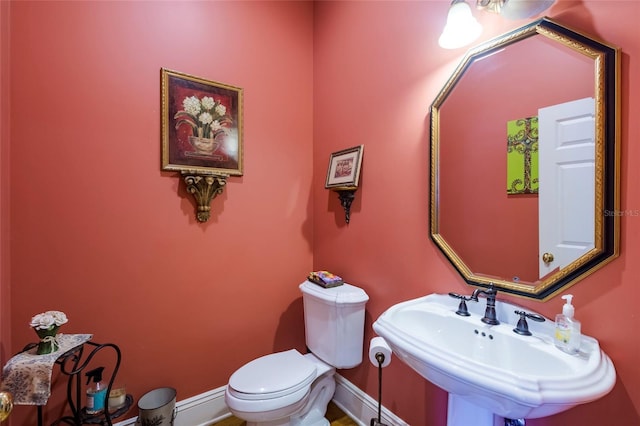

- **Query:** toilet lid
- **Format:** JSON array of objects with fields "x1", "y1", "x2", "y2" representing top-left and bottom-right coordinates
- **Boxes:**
[{"x1": 228, "y1": 349, "x2": 317, "y2": 400}]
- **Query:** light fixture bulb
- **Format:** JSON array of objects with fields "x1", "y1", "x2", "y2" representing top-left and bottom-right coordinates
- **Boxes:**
[
  {"x1": 499, "y1": 0, "x2": 555, "y2": 20},
  {"x1": 438, "y1": 1, "x2": 483, "y2": 49}
]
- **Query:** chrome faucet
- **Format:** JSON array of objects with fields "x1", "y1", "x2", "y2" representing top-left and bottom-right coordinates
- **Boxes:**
[{"x1": 471, "y1": 283, "x2": 499, "y2": 325}]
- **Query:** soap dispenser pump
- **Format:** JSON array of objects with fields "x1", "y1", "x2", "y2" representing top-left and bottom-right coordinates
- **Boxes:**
[
  {"x1": 85, "y1": 367, "x2": 107, "y2": 415},
  {"x1": 554, "y1": 294, "x2": 582, "y2": 354}
]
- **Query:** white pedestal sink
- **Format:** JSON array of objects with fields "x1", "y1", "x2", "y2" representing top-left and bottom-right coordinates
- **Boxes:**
[{"x1": 372, "y1": 293, "x2": 615, "y2": 426}]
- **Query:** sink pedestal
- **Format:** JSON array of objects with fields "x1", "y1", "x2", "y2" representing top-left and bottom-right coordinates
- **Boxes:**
[{"x1": 447, "y1": 394, "x2": 513, "y2": 426}]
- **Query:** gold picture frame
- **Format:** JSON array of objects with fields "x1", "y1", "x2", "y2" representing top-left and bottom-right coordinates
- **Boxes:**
[
  {"x1": 325, "y1": 145, "x2": 364, "y2": 189},
  {"x1": 161, "y1": 68, "x2": 243, "y2": 176}
]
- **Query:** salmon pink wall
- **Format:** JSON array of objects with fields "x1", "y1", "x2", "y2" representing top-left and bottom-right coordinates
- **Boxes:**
[
  {"x1": 2, "y1": 1, "x2": 313, "y2": 424},
  {"x1": 0, "y1": 0, "x2": 10, "y2": 368},
  {"x1": 314, "y1": 1, "x2": 639, "y2": 425}
]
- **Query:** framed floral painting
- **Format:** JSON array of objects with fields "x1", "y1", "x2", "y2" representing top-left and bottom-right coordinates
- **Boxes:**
[
  {"x1": 161, "y1": 68, "x2": 243, "y2": 175},
  {"x1": 325, "y1": 145, "x2": 364, "y2": 189}
]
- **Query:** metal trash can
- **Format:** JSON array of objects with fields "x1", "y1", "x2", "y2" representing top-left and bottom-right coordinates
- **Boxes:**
[{"x1": 136, "y1": 387, "x2": 177, "y2": 426}]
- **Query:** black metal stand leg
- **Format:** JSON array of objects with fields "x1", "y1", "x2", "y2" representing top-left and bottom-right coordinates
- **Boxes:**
[
  {"x1": 370, "y1": 352, "x2": 389, "y2": 426},
  {"x1": 38, "y1": 405, "x2": 43, "y2": 426}
]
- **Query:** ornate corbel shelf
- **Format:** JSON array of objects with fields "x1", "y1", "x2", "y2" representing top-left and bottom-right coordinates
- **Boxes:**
[
  {"x1": 181, "y1": 172, "x2": 229, "y2": 223},
  {"x1": 331, "y1": 186, "x2": 358, "y2": 224}
]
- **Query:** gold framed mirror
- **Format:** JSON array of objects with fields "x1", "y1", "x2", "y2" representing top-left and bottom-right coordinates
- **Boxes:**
[{"x1": 430, "y1": 17, "x2": 620, "y2": 300}]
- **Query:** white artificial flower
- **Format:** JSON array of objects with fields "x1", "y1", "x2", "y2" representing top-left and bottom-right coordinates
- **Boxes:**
[
  {"x1": 214, "y1": 103, "x2": 226, "y2": 116},
  {"x1": 183, "y1": 96, "x2": 202, "y2": 116},
  {"x1": 201, "y1": 96, "x2": 215, "y2": 110},
  {"x1": 47, "y1": 310, "x2": 69, "y2": 326},
  {"x1": 30, "y1": 310, "x2": 68, "y2": 330},
  {"x1": 30, "y1": 313, "x2": 55, "y2": 330},
  {"x1": 175, "y1": 95, "x2": 232, "y2": 140},
  {"x1": 198, "y1": 112, "x2": 213, "y2": 125}
]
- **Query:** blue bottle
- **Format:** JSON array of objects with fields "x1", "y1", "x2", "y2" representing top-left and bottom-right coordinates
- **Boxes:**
[{"x1": 85, "y1": 367, "x2": 108, "y2": 415}]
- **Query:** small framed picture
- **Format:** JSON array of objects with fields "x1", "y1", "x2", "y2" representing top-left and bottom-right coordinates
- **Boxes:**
[
  {"x1": 325, "y1": 145, "x2": 364, "y2": 189},
  {"x1": 161, "y1": 68, "x2": 243, "y2": 175}
]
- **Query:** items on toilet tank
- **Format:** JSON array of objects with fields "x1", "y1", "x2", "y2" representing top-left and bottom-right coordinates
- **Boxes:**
[
  {"x1": 554, "y1": 294, "x2": 582, "y2": 354},
  {"x1": 85, "y1": 366, "x2": 108, "y2": 415},
  {"x1": 307, "y1": 270, "x2": 344, "y2": 288}
]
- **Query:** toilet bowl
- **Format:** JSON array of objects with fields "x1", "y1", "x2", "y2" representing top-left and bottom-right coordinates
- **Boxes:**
[
  {"x1": 225, "y1": 281, "x2": 369, "y2": 426},
  {"x1": 225, "y1": 350, "x2": 335, "y2": 426}
]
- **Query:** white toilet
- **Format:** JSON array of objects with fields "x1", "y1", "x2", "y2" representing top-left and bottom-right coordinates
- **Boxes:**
[{"x1": 224, "y1": 280, "x2": 369, "y2": 426}]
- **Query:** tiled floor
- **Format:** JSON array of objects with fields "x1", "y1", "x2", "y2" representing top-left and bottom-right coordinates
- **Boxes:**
[{"x1": 211, "y1": 401, "x2": 359, "y2": 426}]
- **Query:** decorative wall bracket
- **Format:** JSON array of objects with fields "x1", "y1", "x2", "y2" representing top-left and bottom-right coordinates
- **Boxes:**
[
  {"x1": 325, "y1": 145, "x2": 364, "y2": 225},
  {"x1": 182, "y1": 172, "x2": 228, "y2": 222},
  {"x1": 332, "y1": 187, "x2": 357, "y2": 224}
]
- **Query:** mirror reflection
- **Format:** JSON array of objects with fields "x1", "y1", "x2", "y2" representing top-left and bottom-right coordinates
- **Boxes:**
[{"x1": 430, "y1": 18, "x2": 619, "y2": 299}]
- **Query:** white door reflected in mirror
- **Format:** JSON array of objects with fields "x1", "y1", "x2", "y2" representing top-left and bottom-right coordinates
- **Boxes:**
[{"x1": 538, "y1": 97, "x2": 596, "y2": 278}]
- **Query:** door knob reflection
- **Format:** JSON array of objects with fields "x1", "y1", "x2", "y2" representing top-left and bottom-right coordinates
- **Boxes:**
[{"x1": 542, "y1": 252, "x2": 555, "y2": 264}]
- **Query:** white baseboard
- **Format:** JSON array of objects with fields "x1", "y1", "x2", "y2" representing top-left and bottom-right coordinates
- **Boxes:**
[
  {"x1": 113, "y1": 386, "x2": 231, "y2": 426},
  {"x1": 114, "y1": 374, "x2": 407, "y2": 426},
  {"x1": 333, "y1": 374, "x2": 408, "y2": 426}
]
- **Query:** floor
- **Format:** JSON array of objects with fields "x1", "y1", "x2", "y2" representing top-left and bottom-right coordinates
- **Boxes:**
[{"x1": 211, "y1": 401, "x2": 359, "y2": 426}]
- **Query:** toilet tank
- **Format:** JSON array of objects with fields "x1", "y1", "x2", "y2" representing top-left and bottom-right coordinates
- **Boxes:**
[{"x1": 299, "y1": 280, "x2": 369, "y2": 369}]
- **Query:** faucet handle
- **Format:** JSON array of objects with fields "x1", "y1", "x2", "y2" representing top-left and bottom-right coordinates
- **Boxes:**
[
  {"x1": 448, "y1": 293, "x2": 473, "y2": 316},
  {"x1": 513, "y1": 310, "x2": 546, "y2": 336}
]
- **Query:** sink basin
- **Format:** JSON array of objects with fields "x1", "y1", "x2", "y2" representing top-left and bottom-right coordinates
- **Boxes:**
[{"x1": 372, "y1": 293, "x2": 615, "y2": 423}]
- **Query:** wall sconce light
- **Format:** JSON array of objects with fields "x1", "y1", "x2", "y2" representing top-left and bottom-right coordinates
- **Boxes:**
[
  {"x1": 439, "y1": 0, "x2": 483, "y2": 49},
  {"x1": 439, "y1": 0, "x2": 555, "y2": 49}
]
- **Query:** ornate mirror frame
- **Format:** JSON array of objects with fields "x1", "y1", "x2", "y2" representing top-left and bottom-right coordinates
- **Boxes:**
[{"x1": 430, "y1": 17, "x2": 620, "y2": 300}]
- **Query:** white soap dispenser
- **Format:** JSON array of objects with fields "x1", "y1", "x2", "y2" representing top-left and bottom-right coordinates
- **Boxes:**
[{"x1": 554, "y1": 294, "x2": 582, "y2": 354}]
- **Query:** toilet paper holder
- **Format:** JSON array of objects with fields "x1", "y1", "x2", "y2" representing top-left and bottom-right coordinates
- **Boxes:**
[
  {"x1": 369, "y1": 337, "x2": 391, "y2": 426},
  {"x1": 371, "y1": 352, "x2": 389, "y2": 426}
]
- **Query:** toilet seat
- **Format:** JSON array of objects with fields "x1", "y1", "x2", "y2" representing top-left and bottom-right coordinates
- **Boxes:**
[{"x1": 228, "y1": 349, "x2": 317, "y2": 401}]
